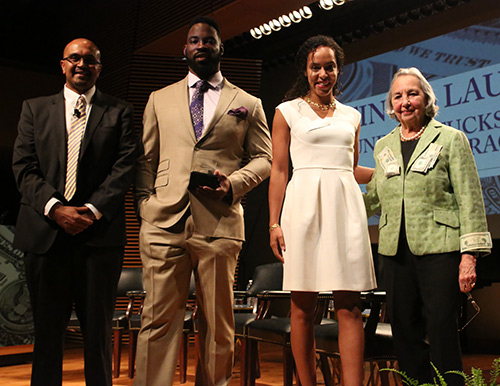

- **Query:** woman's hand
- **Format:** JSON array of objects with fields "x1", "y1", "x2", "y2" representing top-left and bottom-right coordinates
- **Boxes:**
[
  {"x1": 459, "y1": 253, "x2": 477, "y2": 293},
  {"x1": 269, "y1": 225, "x2": 285, "y2": 263}
]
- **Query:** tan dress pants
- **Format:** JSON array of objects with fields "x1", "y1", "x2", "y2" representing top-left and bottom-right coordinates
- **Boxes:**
[{"x1": 134, "y1": 216, "x2": 241, "y2": 386}]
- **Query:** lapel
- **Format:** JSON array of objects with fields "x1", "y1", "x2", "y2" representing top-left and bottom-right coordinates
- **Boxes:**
[
  {"x1": 200, "y1": 78, "x2": 238, "y2": 142},
  {"x1": 80, "y1": 89, "x2": 107, "y2": 158},
  {"x1": 175, "y1": 77, "x2": 197, "y2": 142},
  {"x1": 405, "y1": 119, "x2": 441, "y2": 172},
  {"x1": 50, "y1": 91, "x2": 68, "y2": 172},
  {"x1": 386, "y1": 127, "x2": 404, "y2": 169}
]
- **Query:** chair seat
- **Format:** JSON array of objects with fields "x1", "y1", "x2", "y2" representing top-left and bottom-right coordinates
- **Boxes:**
[
  {"x1": 234, "y1": 312, "x2": 257, "y2": 336},
  {"x1": 68, "y1": 310, "x2": 128, "y2": 329},
  {"x1": 364, "y1": 323, "x2": 395, "y2": 360},
  {"x1": 315, "y1": 321, "x2": 395, "y2": 360},
  {"x1": 129, "y1": 314, "x2": 142, "y2": 330},
  {"x1": 314, "y1": 322, "x2": 340, "y2": 353},
  {"x1": 111, "y1": 311, "x2": 128, "y2": 329},
  {"x1": 246, "y1": 317, "x2": 291, "y2": 345}
]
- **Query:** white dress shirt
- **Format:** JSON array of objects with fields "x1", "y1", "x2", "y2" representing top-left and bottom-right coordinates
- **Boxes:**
[{"x1": 44, "y1": 85, "x2": 102, "y2": 219}]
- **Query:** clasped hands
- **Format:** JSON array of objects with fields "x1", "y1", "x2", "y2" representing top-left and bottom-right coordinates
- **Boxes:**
[{"x1": 50, "y1": 203, "x2": 96, "y2": 236}]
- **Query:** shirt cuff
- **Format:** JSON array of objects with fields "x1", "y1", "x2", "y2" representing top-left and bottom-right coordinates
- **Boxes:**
[
  {"x1": 45, "y1": 197, "x2": 62, "y2": 218},
  {"x1": 460, "y1": 232, "x2": 492, "y2": 256},
  {"x1": 85, "y1": 203, "x2": 102, "y2": 220}
]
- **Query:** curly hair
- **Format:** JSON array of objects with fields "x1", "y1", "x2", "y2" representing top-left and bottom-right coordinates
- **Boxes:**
[{"x1": 284, "y1": 35, "x2": 344, "y2": 102}]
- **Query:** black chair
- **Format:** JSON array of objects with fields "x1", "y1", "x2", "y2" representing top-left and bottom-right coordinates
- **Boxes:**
[
  {"x1": 315, "y1": 291, "x2": 398, "y2": 386},
  {"x1": 233, "y1": 262, "x2": 284, "y2": 386},
  {"x1": 243, "y1": 291, "x2": 333, "y2": 386},
  {"x1": 66, "y1": 266, "x2": 143, "y2": 378},
  {"x1": 125, "y1": 289, "x2": 145, "y2": 379}
]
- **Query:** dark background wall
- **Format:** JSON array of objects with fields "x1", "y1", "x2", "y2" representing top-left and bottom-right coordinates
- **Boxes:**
[{"x1": 1, "y1": 2, "x2": 499, "y2": 348}]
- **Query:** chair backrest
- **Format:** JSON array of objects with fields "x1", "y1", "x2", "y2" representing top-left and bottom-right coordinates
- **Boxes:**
[
  {"x1": 247, "y1": 262, "x2": 283, "y2": 297},
  {"x1": 246, "y1": 263, "x2": 290, "y2": 318},
  {"x1": 116, "y1": 267, "x2": 143, "y2": 297}
]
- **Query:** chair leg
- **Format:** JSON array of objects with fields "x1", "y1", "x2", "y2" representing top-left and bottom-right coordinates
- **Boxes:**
[
  {"x1": 283, "y1": 346, "x2": 294, "y2": 386},
  {"x1": 128, "y1": 330, "x2": 138, "y2": 379},
  {"x1": 377, "y1": 360, "x2": 393, "y2": 386},
  {"x1": 248, "y1": 340, "x2": 259, "y2": 386},
  {"x1": 179, "y1": 330, "x2": 188, "y2": 383},
  {"x1": 113, "y1": 329, "x2": 123, "y2": 378},
  {"x1": 319, "y1": 353, "x2": 334, "y2": 386},
  {"x1": 239, "y1": 337, "x2": 249, "y2": 386}
]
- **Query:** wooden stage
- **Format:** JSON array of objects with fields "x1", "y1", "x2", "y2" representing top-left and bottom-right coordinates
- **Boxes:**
[{"x1": 0, "y1": 342, "x2": 498, "y2": 385}]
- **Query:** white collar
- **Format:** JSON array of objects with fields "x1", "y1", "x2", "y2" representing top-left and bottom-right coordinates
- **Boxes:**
[
  {"x1": 64, "y1": 85, "x2": 96, "y2": 107},
  {"x1": 187, "y1": 71, "x2": 223, "y2": 90}
]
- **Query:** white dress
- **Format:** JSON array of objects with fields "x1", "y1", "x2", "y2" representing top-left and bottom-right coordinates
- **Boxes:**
[{"x1": 277, "y1": 98, "x2": 377, "y2": 292}]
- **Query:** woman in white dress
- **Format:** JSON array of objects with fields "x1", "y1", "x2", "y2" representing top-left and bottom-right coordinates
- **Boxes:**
[{"x1": 268, "y1": 36, "x2": 376, "y2": 386}]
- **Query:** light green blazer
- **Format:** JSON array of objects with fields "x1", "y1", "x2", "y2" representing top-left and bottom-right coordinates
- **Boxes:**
[{"x1": 365, "y1": 119, "x2": 491, "y2": 257}]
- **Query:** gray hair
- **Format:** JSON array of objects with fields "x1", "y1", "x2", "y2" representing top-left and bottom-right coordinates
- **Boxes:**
[{"x1": 386, "y1": 67, "x2": 439, "y2": 120}]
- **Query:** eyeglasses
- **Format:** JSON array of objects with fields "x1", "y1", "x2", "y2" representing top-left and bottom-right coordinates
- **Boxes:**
[
  {"x1": 458, "y1": 292, "x2": 480, "y2": 332},
  {"x1": 62, "y1": 54, "x2": 101, "y2": 66}
]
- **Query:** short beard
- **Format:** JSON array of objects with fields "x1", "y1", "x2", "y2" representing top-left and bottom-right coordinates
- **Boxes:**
[{"x1": 186, "y1": 54, "x2": 221, "y2": 80}]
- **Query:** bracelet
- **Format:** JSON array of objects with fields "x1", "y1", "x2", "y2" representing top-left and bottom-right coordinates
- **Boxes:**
[{"x1": 269, "y1": 223, "x2": 280, "y2": 232}]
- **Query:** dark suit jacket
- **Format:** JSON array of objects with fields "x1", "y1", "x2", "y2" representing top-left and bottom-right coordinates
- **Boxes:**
[{"x1": 12, "y1": 89, "x2": 138, "y2": 254}]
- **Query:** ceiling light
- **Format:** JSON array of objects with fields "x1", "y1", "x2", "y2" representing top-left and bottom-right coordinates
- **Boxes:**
[
  {"x1": 259, "y1": 23, "x2": 272, "y2": 35},
  {"x1": 319, "y1": 0, "x2": 334, "y2": 10},
  {"x1": 279, "y1": 15, "x2": 292, "y2": 27},
  {"x1": 300, "y1": 6, "x2": 313, "y2": 19},
  {"x1": 250, "y1": 27, "x2": 262, "y2": 39},
  {"x1": 289, "y1": 10, "x2": 302, "y2": 23},
  {"x1": 270, "y1": 19, "x2": 281, "y2": 31}
]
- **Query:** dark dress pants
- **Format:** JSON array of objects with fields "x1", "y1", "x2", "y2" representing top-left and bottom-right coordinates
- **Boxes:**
[
  {"x1": 382, "y1": 232, "x2": 464, "y2": 386},
  {"x1": 25, "y1": 232, "x2": 123, "y2": 386}
]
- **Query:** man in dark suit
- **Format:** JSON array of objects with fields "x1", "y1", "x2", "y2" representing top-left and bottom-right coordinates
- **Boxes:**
[
  {"x1": 134, "y1": 16, "x2": 272, "y2": 386},
  {"x1": 12, "y1": 38, "x2": 138, "y2": 386}
]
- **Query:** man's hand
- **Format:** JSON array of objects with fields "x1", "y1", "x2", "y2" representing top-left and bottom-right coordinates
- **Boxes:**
[
  {"x1": 196, "y1": 169, "x2": 231, "y2": 201},
  {"x1": 50, "y1": 203, "x2": 94, "y2": 235}
]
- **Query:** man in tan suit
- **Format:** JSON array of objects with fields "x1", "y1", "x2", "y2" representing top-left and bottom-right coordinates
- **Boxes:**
[{"x1": 134, "y1": 16, "x2": 272, "y2": 386}]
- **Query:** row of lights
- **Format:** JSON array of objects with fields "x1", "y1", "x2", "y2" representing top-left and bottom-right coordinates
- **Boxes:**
[
  {"x1": 250, "y1": 1, "x2": 348, "y2": 39},
  {"x1": 319, "y1": 0, "x2": 346, "y2": 10},
  {"x1": 250, "y1": 6, "x2": 313, "y2": 39}
]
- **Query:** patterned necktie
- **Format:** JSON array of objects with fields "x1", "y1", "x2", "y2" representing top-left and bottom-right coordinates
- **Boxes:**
[
  {"x1": 64, "y1": 95, "x2": 87, "y2": 200},
  {"x1": 190, "y1": 80, "x2": 210, "y2": 140}
]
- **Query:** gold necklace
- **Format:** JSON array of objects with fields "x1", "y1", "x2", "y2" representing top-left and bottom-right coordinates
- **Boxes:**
[
  {"x1": 400, "y1": 126, "x2": 425, "y2": 142},
  {"x1": 304, "y1": 96, "x2": 336, "y2": 111}
]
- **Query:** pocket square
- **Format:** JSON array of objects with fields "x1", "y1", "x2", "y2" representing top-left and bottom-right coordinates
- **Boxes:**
[{"x1": 228, "y1": 106, "x2": 248, "y2": 119}]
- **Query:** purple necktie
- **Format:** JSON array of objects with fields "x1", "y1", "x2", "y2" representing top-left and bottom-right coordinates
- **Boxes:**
[{"x1": 190, "y1": 80, "x2": 210, "y2": 140}]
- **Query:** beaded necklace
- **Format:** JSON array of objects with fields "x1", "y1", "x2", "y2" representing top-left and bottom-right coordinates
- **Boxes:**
[
  {"x1": 400, "y1": 126, "x2": 425, "y2": 142},
  {"x1": 304, "y1": 96, "x2": 336, "y2": 111}
]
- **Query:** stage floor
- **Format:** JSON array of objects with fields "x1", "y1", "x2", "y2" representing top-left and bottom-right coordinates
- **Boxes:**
[{"x1": 1, "y1": 342, "x2": 498, "y2": 386}]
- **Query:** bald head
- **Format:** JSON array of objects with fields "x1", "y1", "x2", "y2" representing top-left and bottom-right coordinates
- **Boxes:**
[
  {"x1": 63, "y1": 38, "x2": 100, "y2": 61},
  {"x1": 61, "y1": 38, "x2": 102, "y2": 94}
]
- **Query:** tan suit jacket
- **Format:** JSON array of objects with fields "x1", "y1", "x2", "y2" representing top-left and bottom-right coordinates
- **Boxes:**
[{"x1": 135, "y1": 76, "x2": 272, "y2": 240}]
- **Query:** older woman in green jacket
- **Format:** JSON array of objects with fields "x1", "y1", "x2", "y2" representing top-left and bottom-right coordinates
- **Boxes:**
[{"x1": 365, "y1": 67, "x2": 491, "y2": 386}]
